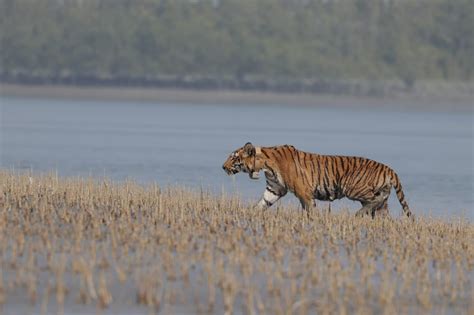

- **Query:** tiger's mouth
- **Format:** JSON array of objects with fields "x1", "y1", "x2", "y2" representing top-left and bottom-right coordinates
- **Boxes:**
[
  {"x1": 223, "y1": 165, "x2": 240, "y2": 175},
  {"x1": 223, "y1": 164, "x2": 259, "y2": 179},
  {"x1": 227, "y1": 169, "x2": 239, "y2": 175}
]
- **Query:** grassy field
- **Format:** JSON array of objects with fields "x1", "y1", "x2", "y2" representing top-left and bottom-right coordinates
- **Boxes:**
[{"x1": 0, "y1": 171, "x2": 472, "y2": 314}]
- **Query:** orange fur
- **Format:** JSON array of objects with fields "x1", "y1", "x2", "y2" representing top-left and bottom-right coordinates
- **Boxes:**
[{"x1": 223, "y1": 143, "x2": 412, "y2": 218}]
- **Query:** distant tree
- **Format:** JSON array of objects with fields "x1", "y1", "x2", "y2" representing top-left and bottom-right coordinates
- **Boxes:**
[{"x1": 0, "y1": 0, "x2": 472, "y2": 89}]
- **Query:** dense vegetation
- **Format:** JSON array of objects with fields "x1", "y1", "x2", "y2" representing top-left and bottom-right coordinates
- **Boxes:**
[{"x1": 1, "y1": 0, "x2": 472, "y2": 93}]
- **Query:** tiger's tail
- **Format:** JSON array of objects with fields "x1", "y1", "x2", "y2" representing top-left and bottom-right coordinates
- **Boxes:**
[{"x1": 390, "y1": 170, "x2": 412, "y2": 218}]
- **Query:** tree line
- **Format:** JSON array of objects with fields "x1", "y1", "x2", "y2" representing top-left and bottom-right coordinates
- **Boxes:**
[{"x1": 1, "y1": 0, "x2": 472, "y2": 94}]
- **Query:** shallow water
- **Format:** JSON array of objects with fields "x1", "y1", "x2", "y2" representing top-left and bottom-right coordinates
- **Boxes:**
[{"x1": 1, "y1": 96, "x2": 472, "y2": 219}]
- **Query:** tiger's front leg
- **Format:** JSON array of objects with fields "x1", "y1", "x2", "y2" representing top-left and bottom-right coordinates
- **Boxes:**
[{"x1": 256, "y1": 187, "x2": 287, "y2": 210}]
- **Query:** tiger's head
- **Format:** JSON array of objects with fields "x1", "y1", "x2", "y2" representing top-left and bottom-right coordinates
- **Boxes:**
[{"x1": 222, "y1": 142, "x2": 260, "y2": 180}]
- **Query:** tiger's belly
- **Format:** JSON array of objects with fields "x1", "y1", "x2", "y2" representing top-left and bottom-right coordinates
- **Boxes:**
[{"x1": 313, "y1": 185, "x2": 344, "y2": 201}]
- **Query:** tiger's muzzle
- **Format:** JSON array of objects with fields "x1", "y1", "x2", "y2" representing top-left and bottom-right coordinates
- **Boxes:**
[
  {"x1": 223, "y1": 167, "x2": 236, "y2": 175},
  {"x1": 222, "y1": 164, "x2": 259, "y2": 179},
  {"x1": 222, "y1": 164, "x2": 240, "y2": 175}
]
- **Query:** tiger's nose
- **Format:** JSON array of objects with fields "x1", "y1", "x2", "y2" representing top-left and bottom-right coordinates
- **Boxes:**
[{"x1": 222, "y1": 165, "x2": 226, "y2": 170}]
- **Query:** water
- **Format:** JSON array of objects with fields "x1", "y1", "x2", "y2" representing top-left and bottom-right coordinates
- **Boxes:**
[{"x1": 1, "y1": 96, "x2": 472, "y2": 219}]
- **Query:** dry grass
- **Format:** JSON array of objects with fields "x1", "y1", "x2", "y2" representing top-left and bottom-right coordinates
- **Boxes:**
[{"x1": 0, "y1": 171, "x2": 472, "y2": 314}]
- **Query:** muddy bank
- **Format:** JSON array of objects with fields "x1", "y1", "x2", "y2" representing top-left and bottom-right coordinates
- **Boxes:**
[{"x1": 1, "y1": 82, "x2": 472, "y2": 112}]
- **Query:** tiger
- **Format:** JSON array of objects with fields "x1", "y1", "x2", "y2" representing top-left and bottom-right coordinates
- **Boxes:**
[{"x1": 222, "y1": 142, "x2": 412, "y2": 218}]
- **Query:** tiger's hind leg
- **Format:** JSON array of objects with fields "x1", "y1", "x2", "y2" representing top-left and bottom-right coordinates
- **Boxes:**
[
  {"x1": 355, "y1": 185, "x2": 390, "y2": 218},
  {"x1": 373, "y1": 200, "x2": 389, "y2": 218},
  {"x1": 355, "y1": 201, "x2": 375, "y2": 217}
]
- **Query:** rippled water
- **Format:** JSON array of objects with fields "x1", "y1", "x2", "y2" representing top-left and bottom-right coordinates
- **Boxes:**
[{"x1": 1, "y1": 96, "x2": 472, "y2": 219}]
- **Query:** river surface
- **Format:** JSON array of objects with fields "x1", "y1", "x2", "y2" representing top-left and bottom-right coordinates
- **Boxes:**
[{"x1": 1, "y1": 96, "x2": 472, "y2": 219}]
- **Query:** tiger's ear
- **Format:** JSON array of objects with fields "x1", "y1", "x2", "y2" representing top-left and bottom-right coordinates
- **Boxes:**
[{"x1": 243, "y1": 142, "x2": 256, "y2": 157}]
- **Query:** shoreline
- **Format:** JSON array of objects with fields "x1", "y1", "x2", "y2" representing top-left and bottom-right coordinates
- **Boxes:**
[{"x1": 1, "y1": 83, "x2": 473, "y2": 111}]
